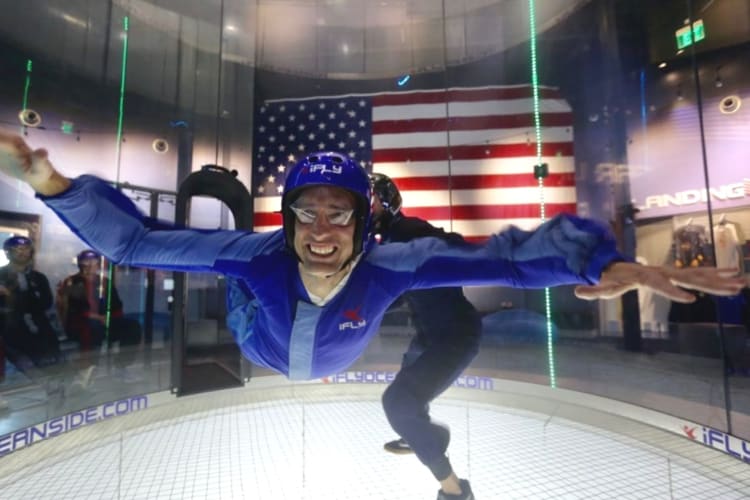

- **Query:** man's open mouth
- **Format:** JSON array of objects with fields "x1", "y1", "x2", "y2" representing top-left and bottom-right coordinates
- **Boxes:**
[{"x1": 308, "y1": 244, "x2": 336, "y2": 257}]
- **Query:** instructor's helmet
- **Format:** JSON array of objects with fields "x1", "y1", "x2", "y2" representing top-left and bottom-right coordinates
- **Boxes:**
[
  {"x1": 282, "y1": 152, "x2": 372, "y2": 257},
  {"x1": 369, "y1": 173, "x2": 402, "y2": 217},
  {"x1": 3, "y1": 235, "x2": 33, "y2": 258}
]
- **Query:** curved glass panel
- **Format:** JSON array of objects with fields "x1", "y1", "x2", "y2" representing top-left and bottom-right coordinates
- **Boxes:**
[{"x1": 0, "y1": 0, "x2": 748, "y2": 491}]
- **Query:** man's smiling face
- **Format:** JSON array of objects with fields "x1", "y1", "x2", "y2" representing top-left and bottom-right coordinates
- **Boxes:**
[{"x1": 292, "y1": 185, "x2": 356, "y2": 278}]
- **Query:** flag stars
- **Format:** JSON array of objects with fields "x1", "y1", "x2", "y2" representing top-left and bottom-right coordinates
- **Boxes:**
[
  {"x1": 277, "y1": 185, "x2": 284, "y2": 194},
  {"x1": 257, "y1": 97, "x2": 376, "y2": 198}
]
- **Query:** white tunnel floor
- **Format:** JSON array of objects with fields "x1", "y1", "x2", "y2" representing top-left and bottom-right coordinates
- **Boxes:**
[{"x1": 1, "y1": 391, "x2": 749, "y2": 500}]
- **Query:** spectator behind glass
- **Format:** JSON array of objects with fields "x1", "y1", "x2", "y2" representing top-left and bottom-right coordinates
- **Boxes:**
[
  {"x1": 56, "y1": 250, "x2": 143, "y2": 383},
  {"x1": 0, "y1": 235, "x2": 64, "y2": 407}
]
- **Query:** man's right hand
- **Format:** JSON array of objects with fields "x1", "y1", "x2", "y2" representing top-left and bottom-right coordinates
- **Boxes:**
[{"x1": 0, "y1": 131, "x2": 70, "y2": 195}]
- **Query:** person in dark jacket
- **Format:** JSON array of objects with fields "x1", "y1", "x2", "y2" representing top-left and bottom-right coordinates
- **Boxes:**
[
  {"x1": 0, "y1": 235, "x2": 63, "y2": 403},
  {"x1": 371, "y1": 173, "x2": 481, "y2": 500}
]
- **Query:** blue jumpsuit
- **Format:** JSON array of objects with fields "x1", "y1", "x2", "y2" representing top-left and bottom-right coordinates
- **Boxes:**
[
  {"x1": 379, "y1": 213, "x2": 482, "y2": 480},
  {"x1": 41, "y1": 175, "x2": 621, "y2": 386}
]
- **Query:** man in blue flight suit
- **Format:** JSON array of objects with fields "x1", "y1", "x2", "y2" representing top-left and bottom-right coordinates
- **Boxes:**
[
  {"x1": 371, "y1": 173, "x2": 481, "y2": 500},
  {"x1": 0, "y1": 131, "x2": 746, "y2": 499}
]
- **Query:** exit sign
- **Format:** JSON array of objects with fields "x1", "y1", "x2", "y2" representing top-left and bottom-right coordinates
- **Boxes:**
[{"x1": 676, "y1": 19, "x2": 705, "y2": 50}]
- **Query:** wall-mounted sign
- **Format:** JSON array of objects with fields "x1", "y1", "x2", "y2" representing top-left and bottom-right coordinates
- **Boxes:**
[{"x1": 675, "y1": 19, "x2": 705, "y2": 50}]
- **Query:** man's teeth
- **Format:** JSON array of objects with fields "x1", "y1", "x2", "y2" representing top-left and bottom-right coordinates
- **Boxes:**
[{"x1": 309, "y1": 245, "x2": 335, "y2": 256}]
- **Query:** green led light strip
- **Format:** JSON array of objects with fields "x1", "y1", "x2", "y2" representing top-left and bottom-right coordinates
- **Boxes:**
[
  {"x1": 114, "y1": 16, "x2": 129, "y2": 184},
  {"x1": 22, "y1": 59, "x2": 32, "y2": 111},
  {"x1": 528, "y1": 0, "x2": 556, "y2": 388},
  {"x1": 105, "y1": 16, "x2": 131, "y2": 336},
  {"x1": 16, "y1": 60, "x2": 34, "y2": 207}
]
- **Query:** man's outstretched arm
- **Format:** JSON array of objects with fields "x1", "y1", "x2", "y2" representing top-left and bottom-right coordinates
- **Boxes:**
[{"x1": 0, "y1": 131, "x2": 279, "y2": 273}]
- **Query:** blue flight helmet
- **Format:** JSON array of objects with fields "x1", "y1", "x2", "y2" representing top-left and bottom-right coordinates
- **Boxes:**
[
  {"x1": 76, "y1": 249, "x2": 101, "y2": 268},
  {"x1": 282, "y1": 152, "x2": 372, "y2": 259},
  {"x1": 3, "y1": 235, "x2": 33, "y2": 257}
]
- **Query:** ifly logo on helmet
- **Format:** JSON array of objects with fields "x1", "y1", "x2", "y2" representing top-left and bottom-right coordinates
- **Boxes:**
[{"x1": 310, "y1": 163, "x2": 343, "y2": 175}]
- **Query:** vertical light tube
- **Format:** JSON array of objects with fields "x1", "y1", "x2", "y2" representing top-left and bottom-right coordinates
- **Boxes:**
[
  {"x1": 21, "y1": 59, "x2": 32, "y2": 111},
  {"x1": 105, "y1": 16, "x2": 130, "y2": 337},
  {"x1": 528, "y1": 0, "x2": 556, "y2": 388},
  {"x1": 16, "y1": 60, "x2": 33, "y2": 207}
]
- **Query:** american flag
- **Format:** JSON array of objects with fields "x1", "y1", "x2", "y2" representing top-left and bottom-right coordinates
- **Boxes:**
[{"x1": 252, "y1": 85, "x2": 576, "y2": 242}]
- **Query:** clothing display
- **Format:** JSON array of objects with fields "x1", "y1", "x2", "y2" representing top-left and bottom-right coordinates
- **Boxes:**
[
  {"x1": 672, "y1": 221, "x2": 714, "y2": 268},
  {"x1": 713, "y1": 216, "x2": 745, "y2": 273}
]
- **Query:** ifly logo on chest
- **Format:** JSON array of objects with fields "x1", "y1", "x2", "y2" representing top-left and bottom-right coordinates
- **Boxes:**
[{"x1": 339, "y1": 305, "x2": 366, "y2": 331}]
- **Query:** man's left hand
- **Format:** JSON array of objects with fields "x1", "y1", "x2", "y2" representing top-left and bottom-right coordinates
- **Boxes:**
[{"x1": 574, "y1": 262, "x2": 747, "y2": 302}]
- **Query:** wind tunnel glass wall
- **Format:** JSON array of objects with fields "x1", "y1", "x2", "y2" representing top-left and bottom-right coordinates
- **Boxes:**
[
  {"x1": 0, "y1": 0, "x2": 749, "y2": 462},
  {"x1": 525, "y1": 0, "x2": 750, "y2": 442},
  {"x1": 0, "y1": 0, "x2": 256, "y2": 452}
]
